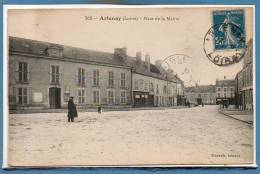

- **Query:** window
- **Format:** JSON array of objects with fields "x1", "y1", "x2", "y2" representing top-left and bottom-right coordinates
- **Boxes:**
[
  {"x1": 18, "y1": 62, "x2": 29, "y2": 83},
  {"x1": 156, "y1": 84, "x2": 159, "y2": 94},
  {"x1": 107, "y1": 90, "x2": 114, "y2": 105},
  {"x1": 93, "y1": 90, "x2": 100, "y2": 104},
  {"x1": 46, "y1": 46, "x2": 63, "y2": 57},
  {"x1": 223, "y1": 87, "x2": 227, "y2": 98},
  {"x1": 217, "y1": 87, "x2": 221, "y2": 92},
  {"x1": 134, "y1": 80, "x2": 138, "y2": 90},
  {"x1": 120, "y1": 91, "x2": 127, "y2": 104},
  {"x1": 18, "y1": 87, "x2": 28, "y2": 105},
  {"x1": 108, "y1": 71, "x2": 114, "y2": 87},
  {"x1": 93, "y1": 70, "x2": 99, "y2": 86},
  {"x1": 149, "y1": 82, "x2": 154, "y2": 92},
  {"x1": 230, "y1": 87, "x2": 234, "y2": 97},
  {"x1": 78, "y1": 89, "x2": 85, "y2": 104},
  {"x1": 163, "y1": 85, "x2": 167, "y2": 94},
  {"x1": 51, "y1": 65, "x2": 60, "y2": 84},
  {"x1": 139, "y1": 79, "x2": 144, "y2": 91},
  {"x1": 121, "y1": 73, "x2": 126, "y2": 88},
  {"x1": 218, "y1": 93, "x2": 221, "y2": 97},
  {"x1": 78, "y1": 68, "x2": 85, "y2": 86},
  {"x1": 144, "y1": 83, "x2": 148, "y2": 91}
]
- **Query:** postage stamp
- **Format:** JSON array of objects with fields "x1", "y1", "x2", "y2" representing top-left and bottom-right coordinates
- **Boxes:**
[
  {"x1": 213, "y1": 10, "x2": 246, "y2": 50},
  {"x1": 203, "y1": 10, "x2": 246, "y2": 66}
]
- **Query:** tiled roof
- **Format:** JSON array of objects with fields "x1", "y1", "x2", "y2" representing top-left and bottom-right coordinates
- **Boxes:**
[
  {"x1": 9, "y1": 36, "x2": 181, "y2": 83},
  {"x1": 124, "y1": 57, "x2": 177, "y2": 82},
  {"x1": 9, "y1": 36, "x2": 128, "y2": 67},
  {"x1": 185, "y1": 85, "x2": 215, "y2": 93},
  {"x1": 216, "y1": 79, "x2": 236, "y2": 86}
]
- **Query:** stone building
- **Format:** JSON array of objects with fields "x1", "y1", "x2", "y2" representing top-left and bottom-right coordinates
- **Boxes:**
[
  {"x1": 185, "y1": 85, "x2": 216, "y2": 105},
  {"x1": 215, "y1": 78, "x2": 236, "y2": 105},
  {"x1": 8, "y1": 36, "x2": 184, "y2": 110},
  {"x1": 235, "y1": 39, "x2": 253, "y2": 110},
  {"x1": 9, "y1": 37, "x2": 132, "y2": 110},
  {"x1": 128, "y1": 52, "x2": 179, "y2": 107}
]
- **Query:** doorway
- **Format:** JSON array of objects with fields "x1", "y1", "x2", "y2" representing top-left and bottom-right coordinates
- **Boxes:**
[{"x1": 49, "y1": 87, "x2": 61, "y2": 108}]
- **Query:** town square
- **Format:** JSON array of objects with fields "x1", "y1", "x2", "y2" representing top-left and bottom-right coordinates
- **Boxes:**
[{"x1": 8, "y1": 106, "x2": 253, "y2": 166}]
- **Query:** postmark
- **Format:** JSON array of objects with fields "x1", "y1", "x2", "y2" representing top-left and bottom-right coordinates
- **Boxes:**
[
  {"x1": 203, "y1": 10, "x2": 246, "y2": 66},
  {"x1": 161, "y1": 54, "x2": 199, "y2": 86}
]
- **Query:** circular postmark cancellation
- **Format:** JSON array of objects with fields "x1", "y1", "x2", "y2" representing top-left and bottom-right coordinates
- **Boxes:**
[
  {"x1": 203, "y1": 22, "x2": 246, "y2": 67},
  {"x1": 161, "y1": 54, "x2": 198, "y2": 86}
]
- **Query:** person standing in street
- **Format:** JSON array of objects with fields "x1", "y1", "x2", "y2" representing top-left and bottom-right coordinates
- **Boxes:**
[{"x1": 67, "y1": 96, "x2": 78, "y2": 122}]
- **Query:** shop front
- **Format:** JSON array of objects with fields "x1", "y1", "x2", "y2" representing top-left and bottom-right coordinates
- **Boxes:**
[{"x1": 133, "y1": 91, "x2": 154, "y2": 107}]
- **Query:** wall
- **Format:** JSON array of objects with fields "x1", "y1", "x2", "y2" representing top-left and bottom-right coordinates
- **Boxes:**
[
  {"x1": 132, "y1": 73, "x2": 177, "y2": 106},
  {"x1": 9, "y1": 54, "x2": 132, "y2": 109}
]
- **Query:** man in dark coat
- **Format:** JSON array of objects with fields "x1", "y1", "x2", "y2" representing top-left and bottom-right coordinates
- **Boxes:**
[{"x1": 68, "y1": 96, "x2": 77, "y2": 122}]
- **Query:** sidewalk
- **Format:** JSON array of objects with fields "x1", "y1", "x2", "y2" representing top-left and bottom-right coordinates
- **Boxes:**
[
  {"x1": 218, "y1": 108, "x2": 253, "y2": 124},
  {"x1": 10, "y1": 105, "x2": 188, "y2": 114}
]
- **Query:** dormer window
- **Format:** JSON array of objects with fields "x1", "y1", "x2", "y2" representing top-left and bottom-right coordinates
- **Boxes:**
[{"x1": 46, "y1": 45, "x2": 63, "y2": 57}]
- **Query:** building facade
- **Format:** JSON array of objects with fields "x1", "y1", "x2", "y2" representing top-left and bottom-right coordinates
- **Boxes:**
[
  {"x1": 215, "y1": 78, "x2": 236, "y2": 105},
  {"x1": 129, "y1": 52, "x2": 179, "y2": 107},
  {"x1": 185, "y1": 85, "x2": 216, "y2": 105},
  {"x1": 176, "y1": 77, "x2": 185, "y2": 106},
  {"x1": 132, "y1": 73, "x2": 178, "y2": 107},
  {"x1": 8, "y1": 37, "x2": 184, "y2": 111},
  {"x1": 9, "y1": 37, "x2": 132, "y2": 110},
  {"x1": 235, "y1": 39, "x2": 253, "y2": 110}
]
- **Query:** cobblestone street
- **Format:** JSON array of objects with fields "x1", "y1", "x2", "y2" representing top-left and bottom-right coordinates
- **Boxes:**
[{"x1": 8, "y1": 105, "x2": 254, "y2": 167}]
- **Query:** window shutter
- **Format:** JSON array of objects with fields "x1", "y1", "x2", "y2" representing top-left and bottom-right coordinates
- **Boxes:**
[
  {"x1": 15, "y1": 87, "x2": 18, "y2": 104},
  {"x1": 27, "y1": 63, "x2": 30, "y2": 82},
  {"x1": 106, "y1": 90, "x2": 109, "y2": 104},
  {"x1": 59, "y1": 66, "x2": 62, "y2": 84},
  {"x1": 84, "y1": 70, "x2": 87, "y2": 86},
  {"x1": 49, "y1": 65, "x2": 52, "y2": 84},
  {"x1": 113, "y1": 90, "x2": 115, "y2": 104},
  {"x1": 14, "y1": 61, "x2": 19, "y2": 82},
  {"x1": 92, "y1": 70, "x2": 95, "y2": 86},
  {"x1": 97, "y1": 70, "x2": 100, "y2": 86},
  {"x1": 12, "y1": 86, "x2": 17, "y2": 104},
  {"x1": 75, "y1": 68, "x2": 79, "y2": 85},
  {"x1": 28, "y1": 87, "x2": 32, "y2": 105}
]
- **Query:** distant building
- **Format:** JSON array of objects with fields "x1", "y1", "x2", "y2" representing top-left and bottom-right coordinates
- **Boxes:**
[
  {"x1": 175, "y1": 76, "x2": 185, "y2": 105},
  {"x1": 185, "y1": 85, "x2": 216, "y2": 105},
  {"x1": 215, "y1": 78, "x2": 236, "y2": 105},
  {"x1": 235, "y1": 39, "x2": 253, "y2": 110}
]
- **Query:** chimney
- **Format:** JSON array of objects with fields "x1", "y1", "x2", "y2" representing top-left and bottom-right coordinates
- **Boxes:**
[
  {"x1": 155, "y1": 60, "x2": 164, "y2": 74},
  {"x1": 136, "y1": 51, "x2": 142, "y2": 64},
  {"x1": 155, "y1": 60, "x2": 163, "y2": 70},
  {"x1": 145, "y1": 53, "x2": 151, "y2": 71},
  {"x1": 114, "y1": 47, "x2": 127, "y2": 63}
]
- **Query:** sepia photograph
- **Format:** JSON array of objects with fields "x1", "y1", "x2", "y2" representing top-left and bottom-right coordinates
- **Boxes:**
[{"x1": 3, "y1": 5, "x2": 255, "y2": 167}]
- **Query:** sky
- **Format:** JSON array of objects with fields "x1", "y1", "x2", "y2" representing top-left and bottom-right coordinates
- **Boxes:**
[{"x1": 7, "y1": 6, "x2": 253, "y2": 86}]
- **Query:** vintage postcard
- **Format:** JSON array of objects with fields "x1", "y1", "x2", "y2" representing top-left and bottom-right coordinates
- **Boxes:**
[{"x1": 3, "y1": 5, "x2": 255, "y2": 167}]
